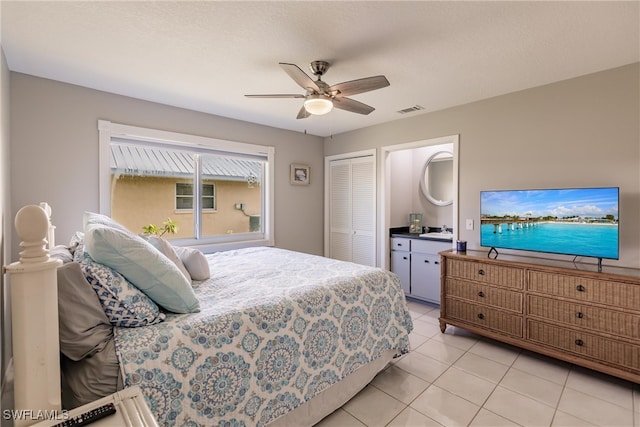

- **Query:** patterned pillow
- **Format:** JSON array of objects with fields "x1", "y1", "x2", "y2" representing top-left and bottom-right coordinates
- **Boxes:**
[
  {"x1": 85, "y1": 224, "x2": 200, "y2": 313},
  {"x1": 69, "y1": 232, "x2": 84, "y2": 259},
  {"x1": 73, "y1": 241, "x2": 85, "y2": 263},
  {"x1": 75, "y1": 249, "x2": 166, "y2": 327}
]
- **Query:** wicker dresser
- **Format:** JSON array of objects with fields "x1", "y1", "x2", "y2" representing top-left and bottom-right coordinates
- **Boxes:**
[{"x1": 439, "y1": 250, "x2": 640, "y2": 383}]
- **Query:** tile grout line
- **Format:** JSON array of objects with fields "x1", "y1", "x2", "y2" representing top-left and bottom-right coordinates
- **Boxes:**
[{"x1": 465, "y1": 338, "x2": 522, "y2": 426}]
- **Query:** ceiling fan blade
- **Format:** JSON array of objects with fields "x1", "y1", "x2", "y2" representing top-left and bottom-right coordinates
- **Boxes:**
[
  {"x1": 296, "y1": 106, "x2": 311, "y2": 119},
  {"x1": 279, "y1": 63, "x2": 320, "y2": 92},
  {"x1": 329, "y1": 75, "x2": 390, "y2": 97},
  {"x1": 245, "y1": 94, "x2": 305, "y2": 98},
  {"x1": 332, "y1": 97, "x2": 375, "y2": 115}
]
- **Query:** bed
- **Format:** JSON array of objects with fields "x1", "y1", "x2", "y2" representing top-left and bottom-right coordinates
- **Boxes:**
[{"x1": 9, "y1": 206, "x2": 413, "y2": 426}]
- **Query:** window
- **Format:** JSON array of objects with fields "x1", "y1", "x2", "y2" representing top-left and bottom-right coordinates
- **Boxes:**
[
  {"x1": 99, "y1": 121, "x2": 274, "y2": 251},
  {"x1": 176, "y1": 183, "x2": 215, "y2": 210}
]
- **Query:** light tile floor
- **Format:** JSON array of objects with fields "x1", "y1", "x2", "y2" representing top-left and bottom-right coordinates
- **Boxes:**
[{"x1": 316, "y1": 299, "x2": 640, "y2": 427}]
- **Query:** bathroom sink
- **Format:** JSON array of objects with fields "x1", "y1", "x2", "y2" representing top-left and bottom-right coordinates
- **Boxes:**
[{"x1": 418, "y1": 232, "x2": 453, "y2": 240}]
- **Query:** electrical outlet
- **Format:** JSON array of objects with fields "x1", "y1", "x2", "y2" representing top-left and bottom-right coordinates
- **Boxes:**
[{"x1": 466, "y1": 219, "x2": 474, "y2": 230}]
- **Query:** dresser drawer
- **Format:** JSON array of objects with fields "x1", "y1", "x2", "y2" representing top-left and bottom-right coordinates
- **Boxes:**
[
  {"x1": 390, "y1": 237, "x2": 411, "y2": 251},
  {"x1": 445, "y1": 259, "x2": 524, "y2": 289},
  {"x1": 527, "y1": 320, "x2": 640, "y2": 372},
  {"x1": 446, "y1": 278, "x2": 522, "y2": 313},
  {"x1": 528, "y1": 295, "x2": 640, "y2": 340},
  {"x1": 528, "y1": 270, "x2": 640, "y2": 310},
  {"x1": 445, "y1": 298, "x2": 523, "y2": 337}
]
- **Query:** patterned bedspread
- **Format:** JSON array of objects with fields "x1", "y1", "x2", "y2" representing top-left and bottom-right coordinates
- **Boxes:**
[{"x1": 114, "y1": 247, "x2": 413, "y2": 426}]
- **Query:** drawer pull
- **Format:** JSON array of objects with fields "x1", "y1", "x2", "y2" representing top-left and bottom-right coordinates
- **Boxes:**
[
  {"x1": 575, "y1": 339, "x2": 584, "y2": 346},
  {"x1": 434, "y1": 261, "x2": 439, "y2": 265},
  {"x1": 477, "y1": 291, "x2": 485, "y2": 298},
  {"x1": 424, "y1": 260, "x2": 430, "y2": 263},
  {"x1": 478, "y1": 269, "x2": 486, "y2": 276},
  {"x1": 477, "y1": 313, "x2": 485, "y2": 320},
  {"x1": 576, "y1": 284, "x2": 586, "y2": 292},
  {"x1": 576, "y1": 312, "x2": 584, "y2": 319},
  {"x1": 403, "y1": 256, "x2": 408, "y2": 260}
]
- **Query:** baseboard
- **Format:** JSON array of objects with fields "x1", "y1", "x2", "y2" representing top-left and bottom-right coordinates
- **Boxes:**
[{"x1": 1, "y1": 357, "x2": 14, "y2": 427}]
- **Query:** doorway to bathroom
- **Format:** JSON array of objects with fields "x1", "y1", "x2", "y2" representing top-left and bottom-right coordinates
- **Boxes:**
[{"x1": 379, "y1": 135, "x2": 459, "y2": 269}]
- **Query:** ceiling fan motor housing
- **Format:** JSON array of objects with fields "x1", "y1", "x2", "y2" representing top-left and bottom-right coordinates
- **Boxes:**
[{"x1": 309, "y1": 60, "x2": 330, "y2": 77}]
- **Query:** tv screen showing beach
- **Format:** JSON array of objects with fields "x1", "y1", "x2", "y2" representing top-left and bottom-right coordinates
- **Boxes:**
[{"x1": 480, "y1": 187, "x2": 619, "y2": 260}]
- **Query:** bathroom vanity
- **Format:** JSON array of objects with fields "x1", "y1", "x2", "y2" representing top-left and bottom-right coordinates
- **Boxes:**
[
  {"x1": 390, "y1": 228, "x2": 453, "y2": 304},
  {"x1": 387, "y1": 143, "x2": 456, "y2": 305}
]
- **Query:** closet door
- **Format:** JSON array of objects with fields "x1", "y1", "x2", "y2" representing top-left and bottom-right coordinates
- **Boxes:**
[
  {"x1": 329, "y1": 159, "x2": 352, "y2": 262},
  {"x1": 329, "y1": 155, "x2": 375, "y2": 266}
]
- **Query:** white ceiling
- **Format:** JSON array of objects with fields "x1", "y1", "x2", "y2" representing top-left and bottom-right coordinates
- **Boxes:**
[{"x1": 2, "y1": 1, "x2": 638, "y2": 137}]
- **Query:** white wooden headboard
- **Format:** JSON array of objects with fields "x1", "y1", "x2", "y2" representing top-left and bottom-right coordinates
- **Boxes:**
[{"x1": 4, "y1": 204, "x2": 61, "y2": 426}]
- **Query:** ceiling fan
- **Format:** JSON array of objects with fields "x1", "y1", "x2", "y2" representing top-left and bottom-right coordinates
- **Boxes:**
[{"x1": 245, "y1": 61, "x2": 390, "y2": 119}]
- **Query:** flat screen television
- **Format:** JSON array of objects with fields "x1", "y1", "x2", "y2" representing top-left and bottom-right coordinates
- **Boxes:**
[{"x1": 480, "y1": 187, "x2": 619, "y2": 265}]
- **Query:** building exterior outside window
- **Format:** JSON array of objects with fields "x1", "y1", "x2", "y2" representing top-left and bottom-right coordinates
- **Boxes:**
[{"x1": 99, "y1": 121, "x2": 274, "y2": 249}]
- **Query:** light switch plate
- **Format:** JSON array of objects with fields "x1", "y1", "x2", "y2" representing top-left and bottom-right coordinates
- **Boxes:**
[{"x1": 466, "y1": 219, "x2": 474, "y2": 230}]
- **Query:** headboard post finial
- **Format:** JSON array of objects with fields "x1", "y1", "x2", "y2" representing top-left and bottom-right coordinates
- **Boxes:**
[
  {"x1": 39, "y1": 202, "x2": 56, "y2": 248},
  {"x1": 15, "y1": 204, "x2": 50, "y2": 263}
]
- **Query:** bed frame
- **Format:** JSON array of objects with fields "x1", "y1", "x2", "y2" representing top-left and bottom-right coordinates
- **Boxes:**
[
  {"x1": 5, "y1": 204, "x2": 62, "y2": 426},
  {"x1": 6, "y1": 204, "x2": 400, "y2": 426}
]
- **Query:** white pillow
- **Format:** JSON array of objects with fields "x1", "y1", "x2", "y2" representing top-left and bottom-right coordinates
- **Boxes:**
[
  {"x1": 84, "y1": 224, "x2": 200, "y2": 313},
  {"x1": 145, "y1": 236, "x2": 191, "y2": 282},
  {"x1": 173, "y1": 245, "x2": 210, "y2": 281},
  {"x1": 83, "y1": 211, "x2": 130, "y2": 233}
]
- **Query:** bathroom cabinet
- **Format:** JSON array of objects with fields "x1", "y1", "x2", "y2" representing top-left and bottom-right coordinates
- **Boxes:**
[{"x1": 390, "y1": 236, "x2": 451, "y2": 304}]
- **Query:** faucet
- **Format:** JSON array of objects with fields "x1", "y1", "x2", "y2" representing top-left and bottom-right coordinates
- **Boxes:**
[{"x1": 442, "y1": 224, "x2": 449, "y2": 233}]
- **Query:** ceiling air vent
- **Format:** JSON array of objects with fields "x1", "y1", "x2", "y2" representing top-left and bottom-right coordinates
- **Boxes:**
[{"x1": 397, "y1": 105, "x2": 425, "y2": 114}]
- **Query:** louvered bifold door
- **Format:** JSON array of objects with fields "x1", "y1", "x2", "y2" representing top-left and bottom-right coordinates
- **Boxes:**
[
  {"x1": 329, "y1": 155, "x2": 376, "y2": 267},
  {"x1": 329, "y1": 159, "x2": 352, "y2": 262},
  {"x1": 350, "y1": 156, "x2": 375, "y2": 266}
]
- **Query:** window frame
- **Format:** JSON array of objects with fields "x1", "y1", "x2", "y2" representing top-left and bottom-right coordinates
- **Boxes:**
[
  {"x1": 98, "y1": 120, "x2": 275, "y2": 251},
  {"x1": 175, "y1": 182, "x2": 216, "y2": 211}
]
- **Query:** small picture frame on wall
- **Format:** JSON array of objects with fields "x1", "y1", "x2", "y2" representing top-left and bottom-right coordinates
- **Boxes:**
[{"x1": 290, "y1": 164, "x2": 310, "y2": 185}]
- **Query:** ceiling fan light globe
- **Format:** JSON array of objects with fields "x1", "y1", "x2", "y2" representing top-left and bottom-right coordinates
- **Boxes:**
[{"x1": 304, "y1": 96, "x2": 333, "y2": 115}]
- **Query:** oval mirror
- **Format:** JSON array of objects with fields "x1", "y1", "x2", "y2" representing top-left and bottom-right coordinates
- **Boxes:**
[{"x1": 420, "y1": 151, "x2": 453, "y2": 206}]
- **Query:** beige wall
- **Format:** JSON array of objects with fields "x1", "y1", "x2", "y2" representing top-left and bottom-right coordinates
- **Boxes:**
[
  {"x1": 111, "y1": 176, "x2": 261, "y2": 237},
  {"x1": 0, "y1": 44, "x2": 11, "y2": 397},
  {"x1": 9, "y1": 73, "x2": 325, "y2": 260},
  {"x1": 326, "y1": 64, "x2": 640, "y2": 268}
]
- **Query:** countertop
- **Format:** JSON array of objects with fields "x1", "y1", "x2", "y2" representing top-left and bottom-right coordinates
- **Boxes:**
[{"x1": 390, "y1": 227, "x2": 454, "y2": 242}]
